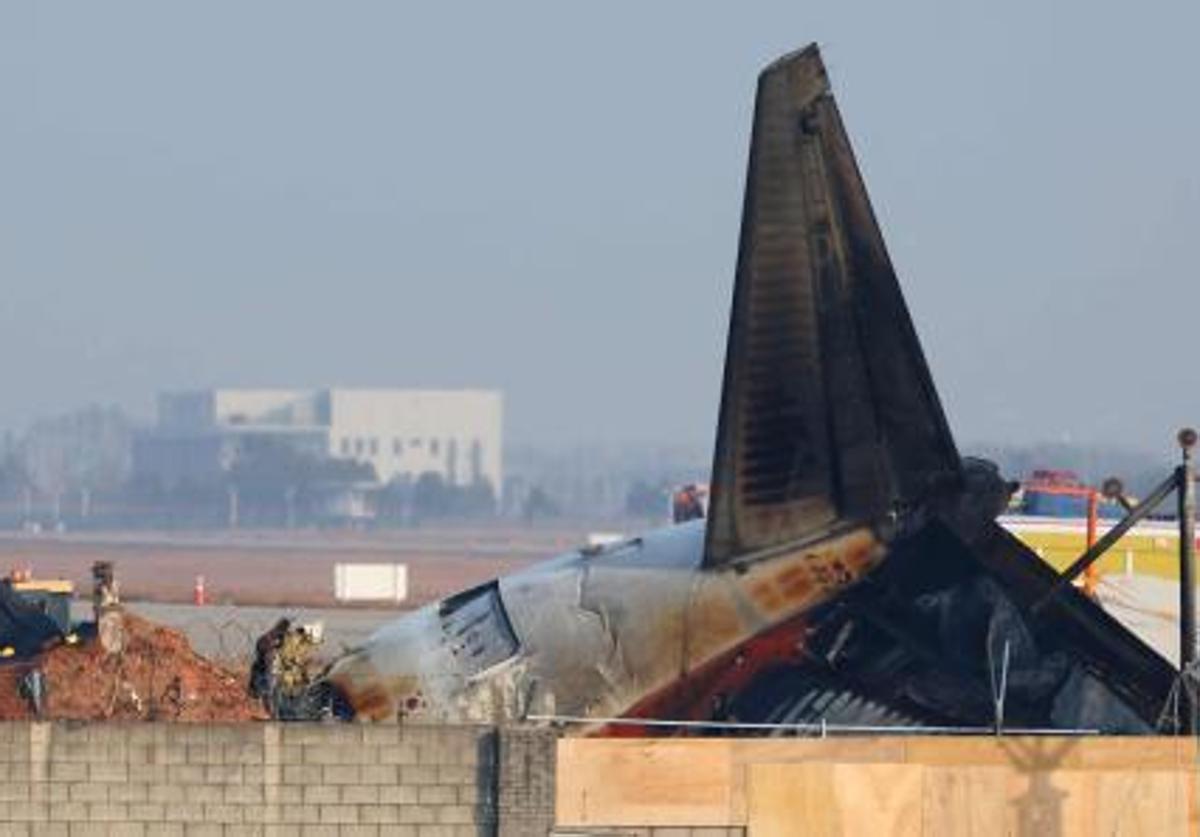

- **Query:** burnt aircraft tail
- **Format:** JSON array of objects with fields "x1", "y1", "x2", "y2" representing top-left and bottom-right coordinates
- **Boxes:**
[
  {"x1": 703, "y1": 44, "x2": 1177, "y2": 732},
  {"x1": 705, "y1": 45, "x2": 959, "y2": 569}
]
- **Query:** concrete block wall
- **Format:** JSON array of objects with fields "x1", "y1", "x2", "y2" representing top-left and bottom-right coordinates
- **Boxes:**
[
  {"x1": 495, "y1": 726, "x2": 556, "y2": 837},
  {"x1": 0, "y1": 721, "x2": 561, "y2": 836}
]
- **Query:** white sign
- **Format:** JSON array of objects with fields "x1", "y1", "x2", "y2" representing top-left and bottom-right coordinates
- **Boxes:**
[{"x1": 334, "y1": 563, "x2": 408, "y2": 603}]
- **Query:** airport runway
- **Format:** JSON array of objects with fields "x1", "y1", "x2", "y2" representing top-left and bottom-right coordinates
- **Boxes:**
[{"x1": 1, "y1": 526, "x2": 583, "y2": 606}]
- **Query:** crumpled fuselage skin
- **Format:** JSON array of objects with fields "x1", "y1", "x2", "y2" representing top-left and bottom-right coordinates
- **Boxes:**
[{"x1": 325, "y1": 519, "x2": 884, "y2": 724}]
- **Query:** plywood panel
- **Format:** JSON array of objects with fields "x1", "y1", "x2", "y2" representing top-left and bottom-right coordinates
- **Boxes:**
[
  {"x1": 745, "y1": 762, "x2": 1194, "y2": 836},
  {"x1": 747, "y1": 762, "x2": 922, "y2": 837},
  {"x1": 557, "y1": 737, "x2": 1200, "y2": 833},
  {"x1": 727, "y1": 738, "x2": 909, "y2": 823},
  {"x1": 922, "y1": 766, "x2": 1010, "y2": 836},
  {"x1": 556, "y1": 738, "x2": 735, "y2": 826}
]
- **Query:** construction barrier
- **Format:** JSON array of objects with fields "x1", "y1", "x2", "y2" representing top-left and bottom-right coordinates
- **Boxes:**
[{"x1": 556, "y1": 736, "x2": 1200, "y2": 836}]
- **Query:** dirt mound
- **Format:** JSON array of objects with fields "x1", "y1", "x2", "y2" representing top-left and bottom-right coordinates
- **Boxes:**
[{"x1": 0, "y1": 612, "x2": 266, "y2": 722}]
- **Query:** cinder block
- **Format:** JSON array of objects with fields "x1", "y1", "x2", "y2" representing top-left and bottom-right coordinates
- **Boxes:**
[
  {"x1": 157, "y1": 745, "x2": 190, "y2": 765},
  {"x1": 167, "y1": 764, "x2": 205, "y2": 784},
  {"x1": 317, "y1": 804, "x2": 359, "y2": 824},
  {"x1": 298, "y1": 826, "x2": 340, "y2": 837},
  {"x1": 85, "y1": 802, "x2": 130, "y2": 821},
  {"x1": 435, "y1": 805, "x2": 476, "y2": 825},
  {"x1": 361, "y1": 726, "x2": 401, "y2": 747},
  {"x1": 436, "y1": 765, "x2": 474, "y2": 786},
  {"x1": 275, "y1": 785, "x2": 303, "y2": 805},
  {"x1": 224, "y1": 743, "x2": 264, "y2": 765},
  {"x1": 89, "y1": 762, "x2": 129, "y2": 783},
  {"x1": 207, "y1": 724, "x2": 254, "y2": 745},
  {"x1": 128, "y1": 763, "x2": 168, "y2": 784},
  {"x1": 280, "y1": 804, "x2": 320, "y2": 824},
  {"x1": 128, "y1": 802, "x2": 166, "y2": 822},
  {"x1": 416, "y1": 742, "x2": 455, "y2": 766},
  {"x1": 413, "y1": 826, "x2": 457, "y2": 837},
  {"x1": 147, "y1": 785, "x2": 185, "y2": 804},
  {"x1": 0, "y1": 782, "x2": 31, "y2": 801},
  {"x1": 164, "y1": 803, "x2": 205, "y2": 823},
  {"x1": 358, "y1": 805, "x2": 402, "y2": 824},
  {"x1": 31, "y1": 784, "x2": 71, "y2": 804},
  {"x1": 144, "y1": 826, "x2": 184, "y2": 837},
  {"x1": 397, "y1": 805, "x2": 436, "y2": 825},
  {"x1": 339, "y1": 784, "x2": 379, "y2": 805},
  {"x1": 47, "y1": 801, "x2": 88, "y2": 822},
  {"x1": 185, "y1": 744, "x2": 218, "y2": 765},
  {"x1": 224, "y1": 783, "x2": 265, "y2": 805},
  {"x1": 0, "y1": 741, "x2": 29, "y2": 761},
  {"x1": 5, "y1": 762, "x2": 33, "y2": 782},
  {"x1": 108, "y1": 783, "x2": 149, "y2": 803},
  {"x1": 49, "y1": 764, "x2": 88, "y2": 782},
  {"x1": 49, "y1": 744, "x2": 88, "y2": 764},
  {"x1": 301, "y1": 744, "x2": 341, "y2": 765},
  {"x1": 122, "y1": 725, "x2": 162, "y2": 746},
  {"x1": 165, "y1": 726, "x2": 209, "y2": 747},
  {"x1": 399, "y1": 765, "x2": 439, "y2": 786},
  {"x1": 127, "y1": 745, "x2": 153, "y2": 765},
  {"x1": 181, "y1": 825, "x2": 223, "y2": 837},
  {"x1": 30, "y1": 824, "x2": 70, "y2": 837},
  {"x1": 68, "y1": 824, "x2": 115, "y2": 837},
  {"x1": 338, "y1": 827, "x2": 381, "y2": 837},
  {"x1": 240, "y1": 804, "x2": 275, "y2": 825},
  {"x1": 203, "y1": 763, "x2": 243, "y2": 784},
  {"x1": 321, "y1": 764, "x2": 360, "y2": 785},
  {"x1": 416, "y1": 785, "x2": 456, "y2": 805},
  {"x1": 243, "y1": 765, "x2": 267, "y2": 784},
  {"x1": 67, "y1": 784, "x2": 108, "y2": 803},
  {"x1": 355, "y1": 764, "x2": 395, "y2": 786},
  {"x1": 282, "y1": 764, "x2": 322, "y2": 785},
  {"x1": 377, "y1": 744, "x2": 420, "y2": 765},
  {"x1": 302, "y1": 784, "x2": 339, "y2": 805},
  {"x1": 201, "y1": 803, "x2": 243, "y2": 824},
  {"x1": 282, "y1": 724, "x2": 353, "y2": 748},
  {"x1": 183, "y1": 784, "x2": 224, "y2": 805},
  {"x1": 378, "y1": 785, "x2": 418, "y2": 805},
  {"x1": 272, "y1": 744, "x2": 302, "y2": 766},
  {"x1": 103, "y1": 825, "x2": 145, "y2": 837}
]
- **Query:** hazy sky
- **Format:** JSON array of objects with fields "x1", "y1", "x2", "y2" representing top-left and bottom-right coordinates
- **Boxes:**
[{"x1": 3, "y1": 2, "x2": 1198, "y2": 452}]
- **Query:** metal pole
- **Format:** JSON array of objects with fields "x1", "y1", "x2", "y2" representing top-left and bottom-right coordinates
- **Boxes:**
[
  {"x1": 1033, "y1": 470, "x2": 1178, "y2": 613},
  {"x1": 1177, "y1": 428, "x2": 1197, "y2": 732},
  {"x1": 522, "y1": 714, "x2": 1101, "y2": 737},
  {"x1": 1084, "y1": 490, "x2": 1099, "y2": 596}
]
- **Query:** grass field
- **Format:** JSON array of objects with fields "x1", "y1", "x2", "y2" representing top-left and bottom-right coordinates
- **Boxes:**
[{"x1": 1001, "y1": 515, "x2": 1191, "y2": 581}]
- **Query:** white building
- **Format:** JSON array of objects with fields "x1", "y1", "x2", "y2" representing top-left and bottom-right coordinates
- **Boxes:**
[{"x1": 135, "y1": 388, "x2": 503, "y2": 494}]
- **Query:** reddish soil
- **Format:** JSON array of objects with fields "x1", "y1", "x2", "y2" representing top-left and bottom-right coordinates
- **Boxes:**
[{"x1": 0, "y1": 613, "x2": 264, "y2": 722}]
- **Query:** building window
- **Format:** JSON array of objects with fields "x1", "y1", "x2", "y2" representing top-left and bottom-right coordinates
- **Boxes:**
[
  {"x1": 411, "y1": 438, "x2": 422, "y2": 448},
  {"x1": 430, "y1": 439, "x2": 440, "y2": 456},
  {"x1": 340, "y1": 438, "x2": 351, "y2": 456},
  {"x1": 393, "y1": 438, "x2": 403, "y2": 457},
  {"x1": 369, "y1": 438, "x2": 379, "y2": 456},
  {"x1": 355, "y1": 438, "x2": 364, "y2": 456}
]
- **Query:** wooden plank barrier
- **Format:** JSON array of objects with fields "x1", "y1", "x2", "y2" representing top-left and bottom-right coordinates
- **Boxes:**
[{"x1": 556, "y1": 737, "x2": 1200, "y2": 835}]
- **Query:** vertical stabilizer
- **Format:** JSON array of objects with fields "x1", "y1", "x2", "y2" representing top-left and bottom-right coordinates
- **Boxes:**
[{"x1": 704, "y1": 45, "x2": 959, "y2": 568}]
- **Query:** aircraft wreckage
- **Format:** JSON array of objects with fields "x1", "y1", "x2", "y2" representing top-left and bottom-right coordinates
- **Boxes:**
[{"x1": 324, "y1": 44, "x2": 1181, "y2": 734}]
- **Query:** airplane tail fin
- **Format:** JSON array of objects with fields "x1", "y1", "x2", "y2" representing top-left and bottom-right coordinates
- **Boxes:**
[{"x1": 704, "y1": 45, "x2": 959, "y2": 569}]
